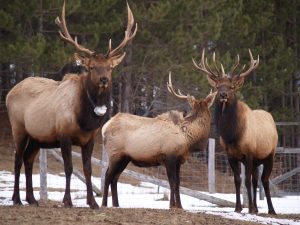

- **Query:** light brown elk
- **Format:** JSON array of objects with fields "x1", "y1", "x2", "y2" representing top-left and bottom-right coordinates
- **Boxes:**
[
  {"x1": 101, "y1": 73, "x2": 216, "y2": 209},
  {"x1": 6, "y1": 0, "x2": 137, "y2": 209},
  {"x1": 193, "y1": 49, "x2": 278, "y2": 214}
]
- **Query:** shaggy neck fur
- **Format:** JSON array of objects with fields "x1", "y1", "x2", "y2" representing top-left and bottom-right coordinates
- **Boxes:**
[
  {"x1": 181, "y1": 109, "x2": 210, "y2": 149},
  {"x1": 215, "y1": 96, "x2": 244, "y2": 145},
  {"x1": 77, "y1": 75, "x2": 110, "y2": 132}
]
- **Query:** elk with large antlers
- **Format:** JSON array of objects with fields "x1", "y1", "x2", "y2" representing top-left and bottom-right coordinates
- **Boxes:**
[
  {"x1": 101, "y1": 73, "x2": 216, "y2": 209},
  {"x1": 6, "y1": 0, "x2": 137, "y2": 209},
  {"x1": 193, "y1": 49, "x2": 278, "y2": 214}
]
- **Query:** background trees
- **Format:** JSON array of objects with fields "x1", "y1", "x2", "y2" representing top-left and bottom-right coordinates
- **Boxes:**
[{"x1": 0, "y1": 0, "x2": 299, "y2": 145}]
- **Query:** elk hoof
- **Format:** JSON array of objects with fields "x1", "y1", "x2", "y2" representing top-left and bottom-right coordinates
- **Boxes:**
[
  {"x1": 63, "y1": 198, "x2": 73, "y2": 208},
  {"x1": 268, "y1": 209, "x2": 277, "y2": 215},
  {"x1": 234, "y1": 206, "x2": 243, "y2": 213},
  {"x1": 26, "y1": 197, "x2": 39, "y2": 206},
  {"x1": 12, "y1": 195, "x2": 23, "y2": 206},
  {"x1": 89, "y1": 202, "x2": 99, "y2": 209}
]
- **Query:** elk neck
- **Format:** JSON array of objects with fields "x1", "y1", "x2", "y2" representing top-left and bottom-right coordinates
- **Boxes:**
[
  {"x1": 77, "y1": 75, "x2": 110, "y2": 132},
  {"x1": 181, "y1": 109, "x2": 211, "y2": 149},
  {"x1": 214, "y1": 95, "x2": 244, "y2": 145}
]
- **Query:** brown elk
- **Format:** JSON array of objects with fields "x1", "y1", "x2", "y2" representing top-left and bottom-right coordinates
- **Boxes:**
[
  {"x1": 193, "y1": 49, "x2": 278, "y2": 214},
  {"x1": 101, "y1": 73, "x2": 216, "y2": 209},
  {"x1": 6, "y1": 0, "x2": 137, "y2": 209}
]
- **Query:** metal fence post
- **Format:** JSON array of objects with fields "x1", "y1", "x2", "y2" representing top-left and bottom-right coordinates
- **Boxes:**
[
  {"x1": 39, "y1": 148, "x2": 48, "y2": 201},
  {"x1": 258, "y1": 165, "x2": 265, "y2": 200},
  {"x1": 208, "y1": 138, "x2": 215, "y2": 193},
  {"x1": 100, "y1": 144, "x2": 108, "y2": 196}
]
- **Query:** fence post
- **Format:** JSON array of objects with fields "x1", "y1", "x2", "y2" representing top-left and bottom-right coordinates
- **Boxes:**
[
  {"x1": 258, "y1": 165, "x2": 265, "y2": 200},
  {"x1": 39, "y1": 148, "x2": 48, "y2": 201},
  {"x1": 100, "y1": 144, "x2": 108, "y2": 196},
  {"x1": 241, "y1": 164, "x2": 247, "y2": 207},
  {"x1": 208, "y1": 138, "x2": 215, "y2": 193}
]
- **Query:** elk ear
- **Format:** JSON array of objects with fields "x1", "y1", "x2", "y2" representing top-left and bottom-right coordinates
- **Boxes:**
[
  {"x1": 110, "y1": 52, "x2": 126, "y2": 68},
  {"x1": 187, "y1": 95, "x2": 196, "y2": 108},
  {"x1": 206, "y1": 75, "x2": 217, "y2": 87},
  {"x1": 205, "y1": 90, "x2": 217, "y2": 108},
  {"x1": 233, "y1": 76, "x2": 245, "y2": 90}
]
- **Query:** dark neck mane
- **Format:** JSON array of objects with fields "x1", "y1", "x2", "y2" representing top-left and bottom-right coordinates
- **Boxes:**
[
  {"x1": 77, "y1": 76, "x2": 110, "y2": 132},
  {"x1": 215, "y1": 98, "x2": 244, "y2": 144}
]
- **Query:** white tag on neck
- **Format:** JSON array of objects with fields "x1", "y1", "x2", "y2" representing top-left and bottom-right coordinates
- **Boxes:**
[{"x1": 94, "y1": 105, "x2": 107, "y2": 116}]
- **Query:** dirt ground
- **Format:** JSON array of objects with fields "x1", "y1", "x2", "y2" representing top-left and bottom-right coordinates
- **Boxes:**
[
  {"x1": 1, "y1": 112, "x2": 300, "y2": 225},
  {"x1": 0, "y1": 203, "x2": 263, "y2": 225}
]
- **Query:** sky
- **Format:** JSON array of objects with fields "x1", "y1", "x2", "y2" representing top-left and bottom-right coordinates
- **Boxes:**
[{"x1": 0, "y1": 171, "x2": 299, "y2": 225}]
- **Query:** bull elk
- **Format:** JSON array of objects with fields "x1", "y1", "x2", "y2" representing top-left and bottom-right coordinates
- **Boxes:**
[
  {"x1": 6, "y1": 0, "x2": 137, "y2": 209},
  {"x1": 101, "y1": 73, "x2": 216, "y2": 209},
  {"x1": 193, "y1": 49, "x2": 278, "y2": 214}
]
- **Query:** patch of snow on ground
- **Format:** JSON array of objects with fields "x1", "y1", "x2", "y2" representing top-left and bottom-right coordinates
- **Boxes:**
[{"x1": 0, "y1": 171, "x2": 299, "y2": 225}]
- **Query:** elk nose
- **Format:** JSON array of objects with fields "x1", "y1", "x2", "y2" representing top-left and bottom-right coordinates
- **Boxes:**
[
  {"x1": 100, "y1": 77, "x2": 109, "y2": 85},
  {"x1": 219, "y1": 92, "x2": 228, "y2": 99}
]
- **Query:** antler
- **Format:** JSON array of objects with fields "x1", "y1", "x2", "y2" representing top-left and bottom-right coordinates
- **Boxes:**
[
  {"x1": 238, "y1": 49, "x2": 259, "y2": 78},
  {"x1": 192, "y1": 49, "x2": 220, "y2": 80},
  {"x1": 167, "y1": 72, "x2": 188, "y2": 99},
  {"x1": 107, "y1": 2, "x2": 138, "y2": 58},
  {"x1": 55, "y1": 0, "x2": 95, "y2": 56}
]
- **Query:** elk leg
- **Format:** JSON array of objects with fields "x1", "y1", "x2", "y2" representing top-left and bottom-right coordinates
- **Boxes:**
[
  {"x1": 12, "y1": 133, "x2": 28, "y2": 205},
  {"x1": 60, "y1": 138, "x2": 73, "y2": 208},
  {"x1": 23, "y1": 139, "x2": 39, "y2": 206},
  {"x1": 228, "y1": 157, "x2": 242, "y2": 212},
  {"x1": 174, "y1": 161, "x2": 182, "y2": 209},
  {"x1": 244, "y1": 157, "x2": 255, "y2": 214},
  {"x1": 111, "y1": 156, "x2": 130, "y2": 207},
  {"x1": 165, "y1": 156, "x2": 177, "y2": 209},
  {"x1": 101, "y1": 155, "x2": 129, "y2": 207},
  {"x1": 81, "y1": 140, "x2": 99, "y2": 209},
  {"x1": 261, "y1": 154, "x2": 276, "y2": 215},
  {"x1": 251, "y1": 166, "x2": 259, "y2": 213}
]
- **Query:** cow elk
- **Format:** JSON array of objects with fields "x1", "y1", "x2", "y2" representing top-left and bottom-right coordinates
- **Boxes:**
[
  {"x1": 193, "y1": 49, "x2": 278, "y2": 214},
  {"x1": 101, "y1": 73, "x2": 216, "y2": 209},
  {"x1": 6, "y1": 0, "x2": 137, "y2": 209}
]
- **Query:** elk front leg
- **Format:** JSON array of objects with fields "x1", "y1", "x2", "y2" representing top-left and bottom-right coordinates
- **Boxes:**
[
  {"x1": 228, "y1": 157, "x2": 243, "y2": 213},
  {"x1": 165, "y1": 156, "x2": 178, "y2": 209},
  {"x1": 12, "y1": 133, "x2": 28, "y2": 206},
  {"x1": 23, "y1": 139, "x2": 39, "y2": 206},
  {"x1": 244, "y1": 156, "x2": 255, "y2": 214},
  {"x1": 81, "y1": 140, "x2": 99, "y2": 209},
  {"x1": 60, "y1": 138, "x2": 73, "y2": 208}
]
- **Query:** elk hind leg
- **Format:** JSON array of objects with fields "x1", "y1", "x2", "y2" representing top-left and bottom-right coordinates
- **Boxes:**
[
  {"x1": 261, "y1": 154, "x2": 276, "y2": 215},
  {"x1": 101, "y1": 154, "x2": 129, "y2": 207}
]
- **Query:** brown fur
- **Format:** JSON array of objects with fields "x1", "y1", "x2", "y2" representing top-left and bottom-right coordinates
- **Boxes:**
[{"x1": 101, "y1": 91, "x2": 216, "y2": 209}]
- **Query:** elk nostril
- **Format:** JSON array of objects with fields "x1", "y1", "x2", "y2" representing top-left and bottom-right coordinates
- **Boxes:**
[
  {"x1": 220, "y1": 92, "x2": 228, "y2": 99},
  {"x1": 100, "y1": 77, "x2": 109, "y2": 85}
]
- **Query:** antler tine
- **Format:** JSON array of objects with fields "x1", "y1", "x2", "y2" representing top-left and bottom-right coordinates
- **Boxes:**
[
  {"x1": 193, "y1": 49, "x2": 219, "y2": 80},
  {"x1": 212, "y1": 52, "x2": 221, "y2": 75},
  {"x1": 230, "y1": 54, "x2": 240, "y2": 76},
  {"x1": 167, "y1": 72, "x2": 188, "y2": 99},
  {"x1": 108, "y1": 2, "x2": 138, "y2": 58},
  {"x1": 220, "y1": 63, "x2": 226, "y2": 77},
  {"x1": 239, "y1": 49, "x2": 260, "y2": 78},
  {"x1": 55, "y1": 0, "x2": 94, "y2": 56}
]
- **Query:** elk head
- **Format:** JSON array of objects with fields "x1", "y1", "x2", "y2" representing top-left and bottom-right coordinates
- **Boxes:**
[
  {"x1": 167, "y1": 72, "x2": 216, "y2": 117},
  {"x1": 55, "y1": 0, "x2": 137, "y2": 94},
  {"x1": 193, "y1": 49, "x2": 259, "y2": 112}
]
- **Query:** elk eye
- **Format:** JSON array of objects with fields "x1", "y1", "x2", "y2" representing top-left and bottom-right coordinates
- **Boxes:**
[{"x1": 89, "y1": 66, "x2": 94, "y2": 71}]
